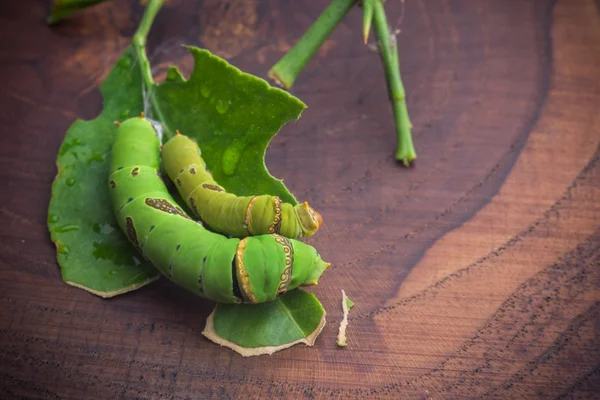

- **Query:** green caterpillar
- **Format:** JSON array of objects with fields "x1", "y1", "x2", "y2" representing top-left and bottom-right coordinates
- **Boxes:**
[
  {"x1": 161, "y1": 133, "x2": 323, "y2": 239},
  {"x1": 108, "y1": 114, "x2": 330, "y2": 304}
]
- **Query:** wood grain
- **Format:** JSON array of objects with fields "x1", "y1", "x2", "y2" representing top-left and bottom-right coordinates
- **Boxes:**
[{"x1": 1, "y1": 0, "x2": 599, "y2": 398}]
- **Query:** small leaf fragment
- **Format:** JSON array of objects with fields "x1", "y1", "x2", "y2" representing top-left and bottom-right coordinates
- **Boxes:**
[
  {"x1": 346, "y1": 296, "x2": 354, "y2": 310},
  {"x1": 336, "y1": 289, "x2": 353, "y2": 347},
  {"x1": 203, "y1": 289, "x2": 326, "y2": 356}
]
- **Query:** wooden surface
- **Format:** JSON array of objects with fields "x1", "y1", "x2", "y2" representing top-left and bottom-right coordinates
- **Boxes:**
[{"x1": 1, "y1": 0, "x2": 599, "y2": 398}]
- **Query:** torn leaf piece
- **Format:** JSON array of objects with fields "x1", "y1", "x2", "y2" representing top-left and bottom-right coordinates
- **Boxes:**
[
  {"x1": 202, "y1": 289, "x2": 326, "y2": 357},
  {"x1": 336, "y1": 289, "x2": 353, "y2": 347}
]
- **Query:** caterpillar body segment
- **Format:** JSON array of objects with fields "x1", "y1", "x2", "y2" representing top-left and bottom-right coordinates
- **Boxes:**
[
  {"x1": 161, "y1": 134, "x2": 323, "y2": 239},
  {"x1": 108, "y1": 116, "x2": 330, "y2": 304}
]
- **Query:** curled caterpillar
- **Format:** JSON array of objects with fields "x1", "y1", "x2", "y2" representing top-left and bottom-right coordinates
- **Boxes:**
[
  {"x1": 161, "y1": 133, "x2": 323, "y2": 239},
  {"x1": 109, "y1": 115, "x2": 330, "y2": 304}
]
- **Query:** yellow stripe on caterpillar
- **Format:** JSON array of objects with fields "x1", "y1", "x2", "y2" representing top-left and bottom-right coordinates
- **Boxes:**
[{"x1": 235, "y1": 238, "x2": 257, "y2": 304}]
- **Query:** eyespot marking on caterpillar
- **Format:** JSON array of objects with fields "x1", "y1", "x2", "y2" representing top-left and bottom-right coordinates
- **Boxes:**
[
  {"x1": 176, "y1": 179, "x2": 182, "y2": 186},
  {"x1": 189, "y1": 167, "x2": 196, "y2": 175},
  {"x1": 201, "y1": 183, "x2": 224, "y2": 192},
  {"x1": 131, "y1": 167, "x2": 139, "y2": 176},
  {"x1": 125, "y1": 217, "x2": 140, "y2": 250},
  {"x1": 109, "y1": 180, "x2": 116, "y2": 188},
  {"x1": 235, "y1": 238, "x2": 257, "y2": 303},
  {"x1": 145, "y1": 198, "x2": 191, "y2": 220}
]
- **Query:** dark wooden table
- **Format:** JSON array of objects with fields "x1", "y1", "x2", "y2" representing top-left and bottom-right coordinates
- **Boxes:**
[{"x1": 2, "y1": 0, "x2": 599, "y2": 398}]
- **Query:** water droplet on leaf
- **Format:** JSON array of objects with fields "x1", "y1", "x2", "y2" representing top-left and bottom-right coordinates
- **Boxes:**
[
  {"x1": 66, "y1": 178, "x2": 76, "y2": 186},
  {"x1": 201, "y1": 86, "x2": 211, "y2": 98},
  {"x1": 120, "y1": 109, "x2": 130, "y2": 118},
  {"x1": 222, "y1": 141, "x2": 246, "y2": 176},
  {"x1": 58, "y1": 244, "x2": 70, "y2": 254},
  {"x1": 48, "y1": 214, "x2": 58, "y2": 223}
]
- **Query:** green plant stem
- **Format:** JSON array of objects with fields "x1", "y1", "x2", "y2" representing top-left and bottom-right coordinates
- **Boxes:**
[
  {"x1": 132, "y1": 0, "x2": 170, "y2": 134},
  {"x1": 268, "y1": 0, "x2": 357, "y2": 89},
  {"x1": 133, "y1": 0, "x2": 164, "y2": 91},
  {"x1": 362, "y1": 0, "x2": 375, "y2": 44},
  {"x1": 372, "y1": 0, "x2": 416, "y2": 166}
]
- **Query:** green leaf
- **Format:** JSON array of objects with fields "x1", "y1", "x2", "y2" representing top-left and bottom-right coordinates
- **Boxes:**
[
  {"x1": 48, "y1": 46, "x2": 161, "y2": 297},
  {"x1": 155, "y1": 47, "x2": 306, "y2": 205},
  {"x1": 203, "y1": 289, "x2": 326, "y2": 356},
  {"x1": 48, "y1": 0, "x2": 111, "y2": 24}
]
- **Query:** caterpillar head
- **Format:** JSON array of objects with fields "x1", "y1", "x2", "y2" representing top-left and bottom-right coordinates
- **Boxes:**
[{"x1": 295, "y1": 202, "x2": 323, "y2": 237}]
